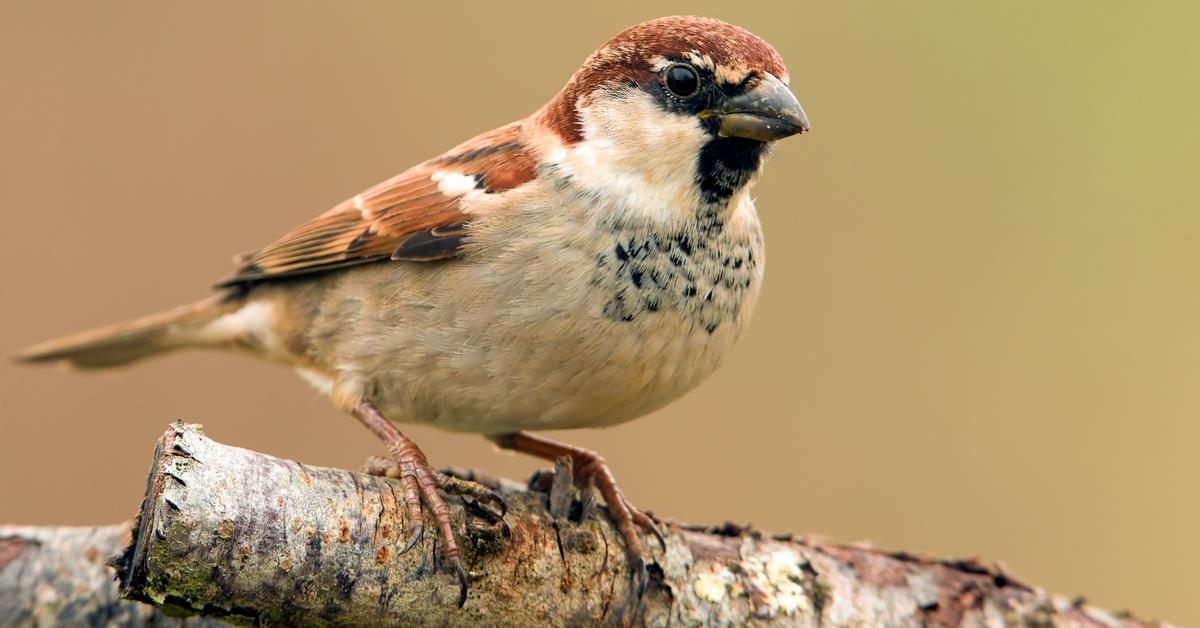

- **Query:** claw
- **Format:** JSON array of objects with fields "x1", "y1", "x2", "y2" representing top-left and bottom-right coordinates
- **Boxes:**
[
  {"x1": 453, "y1": 558, "x2": 468, "y2": 608},
  {"x1": 400, "y1": 522, "x2": 423, "y2": 555},
  {"x1": 353, "y1": 403, "x2": 470, "y2": 608},
  {"x1": 626, "y1": 498, "x2": 666, "y2": 550},
  {"x1": 491, "y1": 433, "x2": 664, "y2": 601},
  {"x1": 646, "y1": 521, "x2": 666, "y2": 551}
]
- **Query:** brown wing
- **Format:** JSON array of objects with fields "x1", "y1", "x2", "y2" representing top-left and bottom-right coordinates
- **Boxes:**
[{"x1": 217, "y1": 123, "x2": 537, "y2": 287}]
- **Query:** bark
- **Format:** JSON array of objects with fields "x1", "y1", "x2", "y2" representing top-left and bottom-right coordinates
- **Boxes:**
[
  {"x1": 0, "y1": 523, "x2": 222, "y2": 626},
  {"x1": 2, "y1": 423, "x2": 1171, "y2": 627}
]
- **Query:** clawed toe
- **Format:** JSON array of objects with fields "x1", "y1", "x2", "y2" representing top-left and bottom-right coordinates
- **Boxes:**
[
  {"x1": 400, "y1": 522, "x2": 424, "y2": 555},
  {"x1": 358, "y1": 450, "x2": 474, "y2": 606},
  {"x1": 497, "y1": 432, "x2": 673, "y2": 596},
  {"x1": 452, "y1": 558, "x2": 468, "y2": 608},
  {"x1": 363, "y1": 457, "x2": 506, "y2": 518},
  {"x1": 352, "y1": 401, "x2": 477, "y2": 606},
  {"x1": 625, "y1": 498, "x2": 665, "y2": 550},
  {"x1": 521, "y1": 446, "x2": 664, "y2": 594}
]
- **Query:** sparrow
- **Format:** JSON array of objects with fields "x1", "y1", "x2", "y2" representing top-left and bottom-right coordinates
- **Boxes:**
[{"x1": 16, "y1": 15, "x2": 808, "y2": 605}]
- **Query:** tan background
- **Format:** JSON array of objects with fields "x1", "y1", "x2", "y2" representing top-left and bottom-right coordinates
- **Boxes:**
[{"x1": 2, "y1": 1, "x2": 1197, "y2": 623}]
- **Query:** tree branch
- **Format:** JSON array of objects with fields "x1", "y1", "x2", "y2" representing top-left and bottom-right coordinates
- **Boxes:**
[
  {"x1": 2, "y1": 423, "x2": 1169, "y2": 626},
  {"x1": 0, "y1": 523, "x2": 222, "y2": 626}
]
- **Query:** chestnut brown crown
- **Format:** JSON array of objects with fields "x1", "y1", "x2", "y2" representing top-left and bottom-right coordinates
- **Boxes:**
[{"x1": 540, "y1": 16, "x2": 791, "y2": 144}]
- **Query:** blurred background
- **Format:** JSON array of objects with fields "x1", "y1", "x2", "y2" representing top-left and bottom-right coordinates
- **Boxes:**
[{"x1": 1, "y1": 1, "x2": 1196, "y2": 623}]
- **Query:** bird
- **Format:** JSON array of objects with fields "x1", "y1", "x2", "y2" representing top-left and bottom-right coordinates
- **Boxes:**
[{"x1": 15, "y1": 15, "x2": 808, "y2": 605}]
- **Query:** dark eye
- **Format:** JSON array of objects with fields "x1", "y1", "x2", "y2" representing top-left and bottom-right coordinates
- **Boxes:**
[{"x1": 664, "y1": 64, "x2": 700, "y2": 98}]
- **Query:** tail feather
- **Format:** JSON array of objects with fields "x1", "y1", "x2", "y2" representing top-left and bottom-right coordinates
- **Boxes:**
[{"x1": 13, "y1": 296, "x2": 238, "y2": 369}]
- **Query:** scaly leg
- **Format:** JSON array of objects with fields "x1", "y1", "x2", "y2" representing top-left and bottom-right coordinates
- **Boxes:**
[
  {"x1": 352, "y1": 400, "x2": 468, "y2": 606},
  {"x1": 361, "y1": 457, "x2": 507, "y2": 518},
  {"x1": 490, "y1": 431, "x2": 664, "y2": 594}
]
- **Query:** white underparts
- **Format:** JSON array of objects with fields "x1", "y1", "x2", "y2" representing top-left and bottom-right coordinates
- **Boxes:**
[{"x1": 203, "y1": 300, "x2": 281, "y2": 355}]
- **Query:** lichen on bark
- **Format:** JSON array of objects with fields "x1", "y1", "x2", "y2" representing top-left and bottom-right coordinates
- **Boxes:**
[
  {"x1": 103, "y1": 423, "x2": 1166, "y2": 627},
  {"x1": 0, "y1": 423, "x2": 1172, "y2": 627}
]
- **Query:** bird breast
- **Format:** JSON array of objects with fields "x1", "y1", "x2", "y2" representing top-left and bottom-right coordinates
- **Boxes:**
[{"x1": 291, "y1": 185, "x2": 765, "y2": 434}]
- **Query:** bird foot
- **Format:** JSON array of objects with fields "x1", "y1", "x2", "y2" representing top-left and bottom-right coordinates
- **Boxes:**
[
  {"x1": 358, "y1": 451, "x2": 469, "y2": 606},
  {"x1": 362, "y1": 456, "x2": 507, "y2": 520},
  {"x1": 519, "y1": 440, "x2": 664, "y2": 595},
  {"x1": 352, "y1": 399, "x2": 479, "y2": 607},
  {"x1": 571, "y1": 450, "x2": 665, "y2": 594}
]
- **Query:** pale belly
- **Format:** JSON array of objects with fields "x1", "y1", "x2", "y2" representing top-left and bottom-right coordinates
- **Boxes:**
[
  {"x1": 283, "y1": 202, "x2": 765, "y2": 434},
  {"x1": 384, "y1": 309, "x2": 749, "y2": 433}
]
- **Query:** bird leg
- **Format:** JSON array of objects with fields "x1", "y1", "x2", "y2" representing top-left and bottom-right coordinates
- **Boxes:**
[
  {"x1": 361, "y1": 456, "x2": 506, "y2": 518},
  {"x1": 352, "y1": 400, "x2": 468, "y2": 607},
  {"x1": 490, "y1": 431, "x2": 665, "y2": 594}
]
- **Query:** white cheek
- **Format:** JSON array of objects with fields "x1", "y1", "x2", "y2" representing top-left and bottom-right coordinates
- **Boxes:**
[{"x1": 555, "y1": 92, "x2": 710, "y2": 224}]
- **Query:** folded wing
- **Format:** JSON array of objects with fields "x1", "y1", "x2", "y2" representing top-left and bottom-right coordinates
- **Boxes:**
[{"x1": 219, "y1": 122, "x2": 537, "y2": 287}]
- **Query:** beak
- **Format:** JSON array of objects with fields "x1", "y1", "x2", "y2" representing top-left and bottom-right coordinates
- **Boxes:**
[{"x1": 702, "y1": 73, "x2": 809, "y2": 142}]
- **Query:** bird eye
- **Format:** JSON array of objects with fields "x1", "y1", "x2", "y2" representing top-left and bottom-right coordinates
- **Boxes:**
[{"x1": 664, "y1": 64, "x2": 700, "y2": 98}]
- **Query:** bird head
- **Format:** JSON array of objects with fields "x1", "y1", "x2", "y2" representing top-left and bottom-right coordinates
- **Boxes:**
[{"x1": 537, "y1": 16, "x2": 808, "y2": 209}]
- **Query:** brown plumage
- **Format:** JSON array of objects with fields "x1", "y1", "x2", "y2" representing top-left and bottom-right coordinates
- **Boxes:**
[
  {"x1": 15, "y1": 16, "x2": 808, "y2": 605},
  {"x1": 539, "y1": 16, "x2": 789, "y2": 143},
  {"x1": 14, "y1": 296, "x2": 237, "y2": 369},
  {"x1": 222, "y1": 123, "x2": 538, "y2": 285}
]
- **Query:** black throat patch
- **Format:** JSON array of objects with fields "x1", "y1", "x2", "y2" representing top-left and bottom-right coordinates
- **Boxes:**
[{"x1": 695, "y1": 137, "x2": 768, "y2": 204}]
